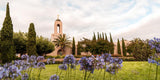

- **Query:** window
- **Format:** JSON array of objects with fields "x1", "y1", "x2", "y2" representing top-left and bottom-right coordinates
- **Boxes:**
[{"x1": 57, "y1": 24, "x2": 60, "y2": 33}]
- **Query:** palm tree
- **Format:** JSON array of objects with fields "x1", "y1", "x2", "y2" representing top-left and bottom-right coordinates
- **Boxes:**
[{"x1": 53, "y1": 34, "x2": 71, "y2": 55}]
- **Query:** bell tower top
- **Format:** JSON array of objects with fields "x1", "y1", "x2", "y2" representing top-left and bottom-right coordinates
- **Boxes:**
[
  {"x1": 54, "y1": 15, "x2": 63, "y2": 35},
  {"x1": 56, "y1": 14, "x2": 61, "y2": 21}
]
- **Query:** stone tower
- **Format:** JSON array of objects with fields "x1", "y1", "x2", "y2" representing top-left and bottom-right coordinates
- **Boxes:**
[
  {"x1": 48, "y1": 15, "x2": 71, "y2": 56},
  {"x1": 51, "y1": 15, "x2": 63, "y2": 42}
]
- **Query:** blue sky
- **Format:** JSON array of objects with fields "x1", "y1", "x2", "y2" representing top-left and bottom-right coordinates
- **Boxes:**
[{"x1": 0, "y1": 0, "x2": 160, "y2": 42}]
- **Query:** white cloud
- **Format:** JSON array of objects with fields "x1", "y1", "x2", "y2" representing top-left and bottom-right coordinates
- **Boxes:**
[{"x1": 0, "y1": 0, "x2": 160, "y2": 42}]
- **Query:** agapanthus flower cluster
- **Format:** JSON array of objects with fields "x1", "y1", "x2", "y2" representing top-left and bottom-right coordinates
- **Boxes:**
[
  {"x1": 96, "y1": 55, "x2": 104, "y2": 69},
  {"x1": 78, "y1": 53, "x2": 123, "y2": 74},
  {"x1": 101, "y1": 53, "x2": 112, "y2": 62},
  {"x1": 47, "y1": 58, "x2": 55, "y2": 64},
  {"x1": 50, "y1": 74, "x2": 59, "y2": 80},
  {"x1": 0, "y1": 64, "x2": 22, "y2": 79},
  {"x1": 78, "y1": 57, "x2": 95, "y2": 73},
  {"x1": 106, "y1": 58, "x2": 123, "y2": 74},
  {"x1": 21, "y1": 55, "x2": 29, "y2": 60},
  {"x1": 0, "y1": 55, "x2": 47, "y2": 80},
  {"x1": 37, "y1": 56, "x2": 45, "y2": 61},
  {"x1": 59, "y1": 64, "x2": 67, "y2": 70},
  {"x1": 148, "y1": 54, "x2": 160, "y2": 65},
  {"x1": 28, "y1": 55, "x2": 37, "y2": 63},
  {"x1": 149, "y1": 37, "x2": 160, "y2": 52},
  {"x1": 148, "y1": 37, "x2": 160, "y2": 65},
  {"x1": 21, "y1": 73, "x2": 29, "y2": 80},
  {"x1": 37, "y1": 62, "x2": 46, "y2": 69},
  {"x1": 63, "y1": 54, "x2": 75, "y2": 64}
]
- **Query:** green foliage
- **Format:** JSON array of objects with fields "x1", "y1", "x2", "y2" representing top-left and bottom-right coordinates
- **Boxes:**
[
  {"x1": 117, "y1": 39, "x2": 121, "y2": 55},
  {"x1": 97, "y1": 32, "x2": 100, "y2": 40},
  {"x1": 18, "y1": 62, "x2": 160, "y2": 80},
  {"x1": 109, "y1": 33, "x2": 114, "y2": 54},
  {"x1": 27, "y1": 23, "x2": 37, "y2": 56},
  {"x1": 122, "y1": 38, "x2": 126, "y2": 56},
  {"x1": 78, "y1": 32, "x2": 110, "y2": 55},
  {"x1": 13, "y1": 31, "x2": 27, "y2": 55},
  {"x1": 126, "y1": 43, "x2": 133, "y2": 54},
  {"x1": 92, "y1": 32, "x2": 96, "y2": 41},
  {"x1": 36, "y1": 36, "x2": 55, "y2": 56},
  {"x1": 72, "y1": 37, "x2": 75, "y2": 55},
  {"x1": 105, "y1": 33, "x2": 108, "y2": 42},
  {"x1": 53, "y1": 34, "x2": 71, "y2": 55},
  {"x1": 77, "y1": 42, "x2": 82, "y2": 55},
  {"x1": 128, "y1": 38, "x2": 154, "y2": 61},
  {"x1": 1, "y1": 3, "x2": 15, "y2": 63}
]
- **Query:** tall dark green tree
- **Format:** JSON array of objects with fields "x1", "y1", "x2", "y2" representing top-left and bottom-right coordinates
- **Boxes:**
[
  {"x1": 102, "y1": 32, "x2": 104, "y2": 40},
  {"x1": 27, "y1": 23, "x2": 37, "y2": 56},
  {"x1": 97, "y1": 32, "x2": 100, "y2": 40},
  {"x1": 92, "y1": 32, "x2": 96, "y2": 41},
  {"x1": 77, "y1": 42, "x2": 81, "y2": 55},
  {"x1": 122, "y1": 38, "x2": 126, "y2": 56},
  {"x1": 109, "y1": 33, "x2": 114, "y2": 54},
  {"x1": 1, "y1": 3, "x2": 15, "y2": 63},
  {"x1": 72, "y1": 37, "x2": 75, "y2": 55},
  {"x1": 117, "y1": 39, "x2": 121, "y2": 55},
  {"x1": 105, "y1": 33, "x2": 108, "y2": 42}
]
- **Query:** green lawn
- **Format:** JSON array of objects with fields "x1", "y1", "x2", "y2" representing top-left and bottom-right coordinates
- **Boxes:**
[{"x1": 22, "y1": 61, "x2": 160, "y2": 80}]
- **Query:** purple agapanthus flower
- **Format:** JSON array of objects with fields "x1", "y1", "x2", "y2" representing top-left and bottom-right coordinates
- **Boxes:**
[
  {"x1": 59, "y1": 64, "x2": 67, "y2": 70},
  {"x1": 21, "y1": 55, "x2": 29, "y2": 60},
  {"x1": 8, "y1": 65, "x2": 22, "y2": 79},
  {"x1": 28, "y1": 55, "x2": 37, "y2": 63},
  {"x1": 47, "y1": 58, "x2": 55, "y2": 64},
  {"x1": 21, "y1": 73, "x2": 28, "y2": 80},
  {"x1": 111, "y1": 58, "x2": 123, "y2": 64},
  {"x1": 0, "y1": 67, "x2": 4, "y2": 79},
  {"x1": 50, "y1": 74, "x2": 59, "y2": 80},
  {"x1": 37, "y1": 62, "x2": 45, "y2": 69},
  {"x1": 3, "y1": 63, "x2": 12, "y2": 68},
  {"x1": 101, "y1": 53, "x2": 112, "y2": 62},
  {"x1": 78, "y1": 57, "x2": 95, "y2": 73},
  {"x1": 63, "y1": 54, "x2": 75, "y2": 64},
  {"x1": 148, "y1": 54, "x2": 160, "y2": 65},
  {"x1": 37, "y1": 56, "x2": 45, "y2": 61},
  {"x1": 106, "y1": 63, "x2": 121, "y2": 74},
  {"x1": 149, "y1": 37, "x2": 160, "y2": 52}
]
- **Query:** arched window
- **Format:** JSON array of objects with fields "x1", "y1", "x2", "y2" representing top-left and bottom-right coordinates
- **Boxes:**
[{"x1": 57, "y1": 24, "x2": 60, "y2": 33}]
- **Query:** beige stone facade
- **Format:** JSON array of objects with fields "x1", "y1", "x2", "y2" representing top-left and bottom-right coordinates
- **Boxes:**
[
  {"x1": 47, "y1": 16, "x2": 131, "y2": 56},
  {"x1": 113, "y1": 40, "x2": 130, "y2": 56},
  {"x1": 47, "y1": 17, "x2": 72, "y2": 56}
]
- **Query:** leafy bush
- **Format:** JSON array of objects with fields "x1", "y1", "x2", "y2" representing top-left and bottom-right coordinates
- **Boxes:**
[{"x1": 127, "y1": 38, "x2": 154, "y2": 61}]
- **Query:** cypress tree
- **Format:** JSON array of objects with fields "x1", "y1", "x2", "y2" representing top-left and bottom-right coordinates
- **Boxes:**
[
  {"x1": 27, "y1": 23, "x2": 37, "y2": 56},
  {"x1": 1, "y1": 3, "x2": 15, "y2": 63},
  {"x1": 72, "y1": 37, "x2": 75, "y2": 55},
  {"x1": 77, "y1": 42, "x2": 81, "y2": 55},
  {"x1": 122, "y1": 38, "x2": 126, "y2": 56},
  {"x1": 92, "y1": 32, "x2": 96, "y2": 41},
  {"x1": 105, "y1": 33, "x2": 108, "y2": 42},
  {"x1": 117, "y1": 39, "x2": 121, "y2": 55},
  {"x1": 97, "y1": 32, "x2": 100, "y2": 40},
  {"x1": 109, "y1": 33, "x2": 114, "y2": 54},
  {"x1": 99, "y1": 33, "x2": 102, "y2": 40},
  {"x1": 102, "y1": 32, "x2": 104, "y2": 40}
]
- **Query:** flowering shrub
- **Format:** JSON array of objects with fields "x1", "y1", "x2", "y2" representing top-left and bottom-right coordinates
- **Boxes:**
[
  {"x1": 148, "y1": 37, "x2": 160, "y2": 80},
  {"x1": 0, "y1": 55, "x2": 53, "y2": 80},
  {"x1": 0, "y1": 53, "x2": 123, "y2": 80}
]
